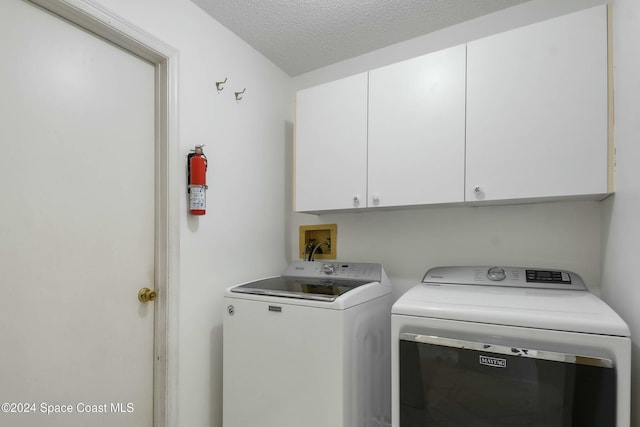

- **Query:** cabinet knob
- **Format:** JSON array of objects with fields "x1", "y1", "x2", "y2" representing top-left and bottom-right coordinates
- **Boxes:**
[
  {"x1": 353, "y1": 195, "x2": 360, "y2": 206},
  {"x1": 473, "y1": 186, "x2": 482, "y2": 194},
  {"x1": 372, "y1": 194, "x2": 380, "y2": 205}
]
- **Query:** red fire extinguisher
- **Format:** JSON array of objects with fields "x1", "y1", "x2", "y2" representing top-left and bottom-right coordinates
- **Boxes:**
[{"x1": 188, "y1": 145, "x2": 207, "y2": 215}]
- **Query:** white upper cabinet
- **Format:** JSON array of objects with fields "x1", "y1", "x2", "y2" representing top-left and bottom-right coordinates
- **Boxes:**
[
  {"x1": 295, "y1": 73, "x2": 368, "y2": 212},
  {"x1": 466, "y1": 5, "x2": 608, "y2": 203},
  {"x1": 368, "y1": 45, "x2": 466, "y2": 207},
  {"x1": 295, "y1": 5, "x2": 609, "y2": 213}
]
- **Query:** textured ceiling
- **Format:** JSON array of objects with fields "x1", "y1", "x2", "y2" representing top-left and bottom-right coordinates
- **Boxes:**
[{"x1": 191, "y1": 0, "x2": 532, "y2": 76}]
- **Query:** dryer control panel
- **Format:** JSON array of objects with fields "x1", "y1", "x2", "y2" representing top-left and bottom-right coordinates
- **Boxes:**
[
  {"x1": 525, "y1": 269, "x2": 572, "y2": 284},
  {"x1": 422, "y1": 266, "x2": 587, "y2": 291}
]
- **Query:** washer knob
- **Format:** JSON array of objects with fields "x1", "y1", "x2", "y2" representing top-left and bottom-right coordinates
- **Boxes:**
[
  {"x1": 487, "y1": 267, "x2": 506, "y2": 281},
  {"x1": 321, "y1": 263, "x2": 335, "y2": 274}
]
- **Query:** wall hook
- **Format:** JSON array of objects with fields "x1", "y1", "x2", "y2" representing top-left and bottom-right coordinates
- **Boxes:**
[
  {"x1": 216, "y1": 77, "x2": 227, "y2": 91},
  {"x1": 234, "y1": 88, "x2": 246, "y2": 101}
]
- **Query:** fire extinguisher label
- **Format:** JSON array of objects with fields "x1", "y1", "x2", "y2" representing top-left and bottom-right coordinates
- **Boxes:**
[{"x1": 189, "y1": 186, "x2": 206, "y2": 210}]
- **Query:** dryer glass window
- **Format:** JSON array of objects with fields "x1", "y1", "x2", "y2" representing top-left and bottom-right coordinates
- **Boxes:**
[{"x1": 399, "y1": 338, "x2": 615, "y2": 427}]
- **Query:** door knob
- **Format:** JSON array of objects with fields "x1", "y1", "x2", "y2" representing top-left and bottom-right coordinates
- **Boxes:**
[{"x1": 138, "y1": 287, "x2": 157, "y2": 303}]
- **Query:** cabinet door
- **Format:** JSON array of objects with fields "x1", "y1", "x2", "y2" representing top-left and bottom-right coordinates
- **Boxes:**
[
  {"x1": 466, "y1": 5, "x2": 608, "y2": 203},
  {"x1": 295, "y1": 73, "x2": 368, "y2": 212},
  {"x1": 368, "y1": 45, "x2": 466, "y2": 207}
]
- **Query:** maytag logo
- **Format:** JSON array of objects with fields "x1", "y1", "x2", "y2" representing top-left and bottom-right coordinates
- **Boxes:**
[{"x1": 479, "y1": 355, "x2": 507, "y2": 368}]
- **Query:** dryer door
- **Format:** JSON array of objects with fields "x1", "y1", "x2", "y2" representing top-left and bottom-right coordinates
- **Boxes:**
[{"x1": 399, "y1": 333, "x2": 615, "y2": 427}]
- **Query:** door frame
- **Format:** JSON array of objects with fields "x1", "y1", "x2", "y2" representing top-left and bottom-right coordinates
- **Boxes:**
[{"x1": 25, "y1": 0, "x2": 180, "y2": 426}]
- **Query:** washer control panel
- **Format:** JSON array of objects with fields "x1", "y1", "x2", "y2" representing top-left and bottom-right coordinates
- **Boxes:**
[
  {"x1": 423, "y1": 266, "x2": 586, "y2": 291},
  {"x1": 283, "y1": 261, "x2": 382, "y2": 282}
]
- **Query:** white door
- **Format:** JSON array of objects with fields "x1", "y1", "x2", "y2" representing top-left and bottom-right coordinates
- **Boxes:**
[
  {"x1": 0, "y1": 1, "x2": 155, "y2": 426},
  {"x1": 466, "y1": 5, "x2": 608, "y2": 203},
  {"x1": 295, "y1": 73, "x2": 368, "y2": 212},
  {"x1": 368, "y1": 44, "x2": 466, "y2": 208}
]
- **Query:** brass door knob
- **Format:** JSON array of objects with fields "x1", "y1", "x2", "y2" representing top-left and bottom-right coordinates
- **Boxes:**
[{"x1": 138, "y1": 287, "x2": 157, "y2": 303}]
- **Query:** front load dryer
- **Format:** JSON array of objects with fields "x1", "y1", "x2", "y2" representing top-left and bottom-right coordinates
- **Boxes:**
[
  {"x1": 223, "y1": 261, "x2": 392, "y2": 427},
  {"x1": 391, "y1": 266, "x2": 631, "y2": 427}
]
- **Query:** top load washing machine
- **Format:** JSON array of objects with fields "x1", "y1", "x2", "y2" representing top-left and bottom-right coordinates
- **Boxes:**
[
  {"x1": 223, "y1": 261, "x2": 392, "y2": 427},
  {"x1": 391, "y1": 266, "x2": 631, "y2": 427}
]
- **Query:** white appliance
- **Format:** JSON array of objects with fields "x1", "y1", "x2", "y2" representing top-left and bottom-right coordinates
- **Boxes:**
[
  {"x1": 391, "y1": 266, "x2": 631, "y2": 427},
  {"x1": 223, "y1": 261, "x2": 392, "y2": 427}
]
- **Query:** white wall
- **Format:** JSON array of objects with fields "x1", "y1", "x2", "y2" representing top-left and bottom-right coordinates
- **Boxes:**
[
  {"x1": 88, "y1": 1, "x2": 292, "y2": 426},
  {"x1": 602, "y1": 0, "x2": 640, "y2": 425},
  {"x1": 291, "y1": 202, "x2": 604, "y2": 299}
]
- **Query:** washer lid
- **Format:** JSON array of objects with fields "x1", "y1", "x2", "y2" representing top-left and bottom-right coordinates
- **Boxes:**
[
  {"x1": 227, "y1": 261, "x2": 391, "y2": 308},
  {"x1": 229, "y1": 276, "x2": 373, "y2": 302},
  {"x1": 392, "y1": 283, "x2": 630, "y2": 337}
]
